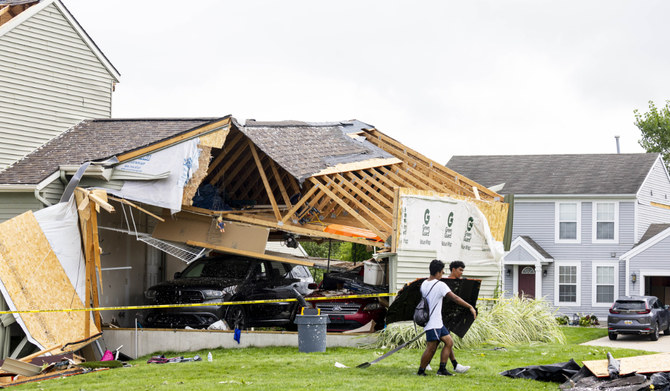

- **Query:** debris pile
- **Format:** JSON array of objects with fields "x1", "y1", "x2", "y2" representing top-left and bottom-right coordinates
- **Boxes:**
[{"x1": 501, "y1": 351, "x2": 670, "y2": 391}]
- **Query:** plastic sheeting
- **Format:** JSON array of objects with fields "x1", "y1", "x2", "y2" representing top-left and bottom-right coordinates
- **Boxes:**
[
  {"x1": 500, "y1": 359, "x2": 582, "y2": 382},
  {"x1": 33, "y1": 196, "x2": 86, "y2": 304},
  {"x1": 109, "y1": 139, "x2": 201, "y2": 213}
]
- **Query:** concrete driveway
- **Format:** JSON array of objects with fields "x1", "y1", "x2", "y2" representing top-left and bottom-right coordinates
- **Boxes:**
[{"x1": 582, "y1": 333, "x2": 670, "y2": 353}]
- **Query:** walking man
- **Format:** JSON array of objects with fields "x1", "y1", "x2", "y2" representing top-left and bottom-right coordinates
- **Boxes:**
[
  {"x1": 418, "y1": 259, "x2": 477, "y2": 376},
  {"x1": 445, "y1": 260, "x2": 470, "y2": 373}
]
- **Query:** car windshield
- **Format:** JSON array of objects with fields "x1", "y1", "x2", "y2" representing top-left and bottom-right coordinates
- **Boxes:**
[
  {"x1": 180, "y1": 258, "x2": 251, "y2": 279},
  {"x1": 613, "y1": 301, "x2": 646, "y2": 310}
]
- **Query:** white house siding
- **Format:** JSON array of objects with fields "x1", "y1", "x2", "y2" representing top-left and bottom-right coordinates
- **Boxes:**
[
  {"x1": 636, "y1": 158, "x2": 670, "y2": 242},
  {"x1": 629, "y1": 238, "x2": 670, "y2": 299},
  {"x1": 395, "y1": 248, "x2": 500, "y2": 299},
  {"x1": 504, "y1": 246, "x2": 536, "y2": 262},
  {"x1": 508, "y1": 200, "x2": 636, "y2": 320},
  {"x1": 40, "y1": 178, "x2": 64, "y2": 205},
  {"x1": 0, "y1": 193, "x2": 41, "y2": 222},
  {"x1": 0, "y1": 3, "x2": 115, "y2": 170}
]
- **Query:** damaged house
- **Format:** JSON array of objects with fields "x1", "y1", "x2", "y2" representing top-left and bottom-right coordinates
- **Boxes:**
[{"x1": 0, "y1": 115, "x2": 508, "y2": 357}]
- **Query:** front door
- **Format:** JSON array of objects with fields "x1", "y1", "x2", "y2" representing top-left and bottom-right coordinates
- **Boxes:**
[{"x1": 518, "y1": 266, "x2": 536, "y2": 299}]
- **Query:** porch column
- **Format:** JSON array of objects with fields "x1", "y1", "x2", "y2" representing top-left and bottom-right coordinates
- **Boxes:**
[{"x1": 535, "y1": 261, "x2": 542, "y2": 300}]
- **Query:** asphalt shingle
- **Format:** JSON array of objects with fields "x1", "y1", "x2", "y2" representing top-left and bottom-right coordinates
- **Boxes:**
[
  {"x1": 0, "y1": 118, "x2": 221, "y2": 185},
  {"x1": 446, "y1": 154, "x2": 659, "y2": 195}
]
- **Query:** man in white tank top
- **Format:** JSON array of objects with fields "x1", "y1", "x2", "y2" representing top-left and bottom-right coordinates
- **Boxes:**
[{"x1": 417, "y1": 260, "x2": 477, "y2": 376}]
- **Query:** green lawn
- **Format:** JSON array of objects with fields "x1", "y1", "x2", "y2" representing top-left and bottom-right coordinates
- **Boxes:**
[{"x1": 13, "y1": 327, "x2": 651, "y2": 391}]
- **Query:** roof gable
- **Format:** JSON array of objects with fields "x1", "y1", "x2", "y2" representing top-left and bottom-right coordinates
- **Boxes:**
[
  {"x1": 0, "y1": 0, "x2": 119, "y2": 80},
  {"x1": 621, "y1": 224, "x2": 670, "y2": 260},
  {"x1": 446, "y1": 154, "x2": 659, "y2": 196}
]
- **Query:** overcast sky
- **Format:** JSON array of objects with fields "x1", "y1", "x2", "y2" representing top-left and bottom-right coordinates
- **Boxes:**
[{"x1": 64, "y1": 1, "x2": 670, "y2": 164}]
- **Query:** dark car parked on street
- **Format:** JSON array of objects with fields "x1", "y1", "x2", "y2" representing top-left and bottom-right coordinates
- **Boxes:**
[
  {"x1": 607, "y1": 295, "x2": 670, "y2": 341},
  {"x1": 144, "y1": 253, "x2": 314, "y2": 330}
]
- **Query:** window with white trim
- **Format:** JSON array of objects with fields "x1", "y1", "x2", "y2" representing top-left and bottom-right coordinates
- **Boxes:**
[
  {"x1": 592, "y1": 262, "x2": 618, "y2": 306},
  {"x1": 556, "y1": 202, "x2": 580, "y2": 243},
  {"x1": 593, "y1": 202, "x2": 618, "y2": 243},
  {"x1": 554, "y1": 262, "x2": 581, "y2": 306}
]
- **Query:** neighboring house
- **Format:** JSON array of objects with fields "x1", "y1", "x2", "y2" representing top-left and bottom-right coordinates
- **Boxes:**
[
  {"x1": 447, "y1": 153, "x2": 670, "y2": 319},
  {"x1": 0, "y1": 0, "x2": 120, "y2": 171}
]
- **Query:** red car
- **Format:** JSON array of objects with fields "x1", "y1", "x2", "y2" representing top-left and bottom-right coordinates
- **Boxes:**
[{"x1": 307, "y1": 267, "x2": 387, "y2": 332}]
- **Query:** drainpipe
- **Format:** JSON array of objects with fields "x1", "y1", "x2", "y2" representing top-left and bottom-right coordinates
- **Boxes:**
[{"x1": 34, "y1": 188, "x2": 51, "y2": 207}]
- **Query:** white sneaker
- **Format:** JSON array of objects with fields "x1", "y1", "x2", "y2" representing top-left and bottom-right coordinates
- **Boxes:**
[{"x1": 454, "y1": 364, "x2": 470, "y2": 373}]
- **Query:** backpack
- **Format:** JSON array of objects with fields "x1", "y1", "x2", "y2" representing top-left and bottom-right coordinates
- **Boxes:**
[{"x1": 413, "y1": 280, "x2": 439, "y2": 327}]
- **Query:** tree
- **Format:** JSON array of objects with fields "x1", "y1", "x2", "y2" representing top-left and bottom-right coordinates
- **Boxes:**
[{"x1": 635, "y1": 100, "x2": 670, "y2": 169}]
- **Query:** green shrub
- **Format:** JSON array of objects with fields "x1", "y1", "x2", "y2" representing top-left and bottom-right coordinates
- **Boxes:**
[
  {"x1": 371, "y1": 296, "x2": 565, "y2": 350},
  {"x1": 555, "y1": 315, "x2": 569, "y2": 325},
  {"x1": 577, "y1": 313, "x2": 599, "y2": 327}
]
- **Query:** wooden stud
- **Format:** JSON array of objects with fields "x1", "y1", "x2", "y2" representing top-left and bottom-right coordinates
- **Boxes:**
[
  {"x1": 370, "y1": 167, "x2": 402, "y2": 190},
  {"x1": 117, "y1": 118, "x2": 231, "y2": 162},
  {"x1": 329, "y1": 175, "x2": 392, "y2": 231},
  {"x1": 280, "y1": 183, "x2": 320, "y2": 224},
  {"x1": 224, "y1": 212, "x2": 385, "y2": 247},
  {"x1": 400, "y1": 162, "x2": 451, "y2": 193},
  {"x1": 362, "y1": 128, "x2": 501, "y2": 200},
  {"x1": 309, "y1": 177, "x2": 387, "y2": 240},
  {"x1": 248, "y1": 140, "x2": 281, "y2": 221},
  {"x1": 392, "y1": 187, "x2": 400, "y2": 252},
  {"x1": 357, "y1": 170, "x2": 395, "y2": 199},
  {"x1": 107, "y1": 196, "x2": 165, "y2": 222},
  {"x1": 335, "y1": 173, "x2": 393, "y2": 221},
  {"x1": 379, "y1": 165, "x2": 421, "y2": 189},
  {"x1": 187, "y1": 241, "x2": 314, "y2": 267},
  {"x1": 206, "y1": 131, "x2": 243, "y2": 175},
  {"x1": 88, "y1": 202, "x2": 102, "y2": 330},
  {"x1": 210, "y1": 134, "x2": 248, "y2": 183},
  {"x1": 269, "y1": 160, "x2": 292, "y2": 207},
  {"x1": 225, "y1": 152, "x2": 254, "y2": 194},
  {"x1": 345, "y1": 171, "x2": 394, "y2": 208},
  {"x1": 250, "y1": 156, "x2": 274, "y2": 201}
]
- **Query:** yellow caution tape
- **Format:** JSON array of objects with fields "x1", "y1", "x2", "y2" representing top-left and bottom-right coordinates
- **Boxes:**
[{"x1": 0, "y1": 292, "x2": 397, "y2": 315}]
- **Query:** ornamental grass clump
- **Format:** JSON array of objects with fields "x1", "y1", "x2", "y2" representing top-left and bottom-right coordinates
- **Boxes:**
[{"x1": 371, "y1": 296, "x2": 565, "y2": 350}]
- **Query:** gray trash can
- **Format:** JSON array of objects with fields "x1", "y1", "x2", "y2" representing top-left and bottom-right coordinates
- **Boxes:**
[{"x1": 294, "y1": 314, "x2": 330, "y2": 353}]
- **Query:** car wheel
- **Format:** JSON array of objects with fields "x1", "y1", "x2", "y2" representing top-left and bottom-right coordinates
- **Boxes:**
[
  {"x1": 650, "y1": 322, "x2": 660, "y2": 341},
  {"x1": 664, "y1": 324, "x2": 670, "y2": 336},
  {"x1": 608, "y1": 332, "x2": 617, "y2": 341},
  {"x1": 225, "y1": 306, "x2": 247, "y2": 330}
]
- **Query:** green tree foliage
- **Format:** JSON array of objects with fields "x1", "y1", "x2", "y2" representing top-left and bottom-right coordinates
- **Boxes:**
[
  {"x1": 300, "y1": 240, "x2": 372, "y2": 263},
  {"x1": 635, "y1": 100, "x2": 670, "y2": 168}
]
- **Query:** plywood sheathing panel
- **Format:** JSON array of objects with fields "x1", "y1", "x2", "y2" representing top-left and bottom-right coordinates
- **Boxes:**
[
  {"x1": 0, "y1": 212, "x2": 99, "y2": 352},
  {"x1": 582, "y1": 352, "x2": 670, "y2": 377},
  {"x1": 199, "y1": 127, "x2": 230, "y2": 149},
  {"x1": 183, "y1": 145, "x2": 213, "y2": 204}
]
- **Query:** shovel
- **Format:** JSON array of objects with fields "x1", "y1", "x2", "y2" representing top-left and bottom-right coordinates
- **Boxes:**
[{"x1": 357, "y1": 331, "x2": 426, "y2": 368}]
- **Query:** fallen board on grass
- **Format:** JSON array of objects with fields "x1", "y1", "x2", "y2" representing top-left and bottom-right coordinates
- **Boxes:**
[{"x1": 582, "y1": 352, "x2": 670, "y2": 377}]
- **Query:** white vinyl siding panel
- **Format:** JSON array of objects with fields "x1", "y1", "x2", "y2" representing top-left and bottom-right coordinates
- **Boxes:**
[
  {"x1": 637, "y1": 158, "x2": 670, "y2": 242},
  {"x1": 396, "y1": 249, "x2": 500, "y2": 299},
  {"x1": 0, "y1": 3, "x2": 114, "y2": 170},
  {"x1": 0, "y1": 193, "x2": 41, "y2": 222},
  {"x1": 40, "y1": 178, "x2": 64, "y2": 205},
  {"x1": 509, "y1": 199, "x2": 636, "y2": 319}
]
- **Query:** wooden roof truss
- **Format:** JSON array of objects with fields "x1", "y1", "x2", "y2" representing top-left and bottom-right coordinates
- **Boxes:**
[{"x1": 185, "y1": 126, "x2": 503, "y2": 248}]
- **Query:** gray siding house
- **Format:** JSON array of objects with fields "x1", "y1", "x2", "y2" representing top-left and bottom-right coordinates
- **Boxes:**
[
  {"x1": 0, "y1": 0, "x2": 120, "y2": 171},
  {"x1": 447, "y1": 153, "x2": 670, "y2": 319}
]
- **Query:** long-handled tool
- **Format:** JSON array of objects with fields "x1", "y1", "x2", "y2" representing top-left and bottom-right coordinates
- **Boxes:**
[{"x1": 357, "y1": 331, "x2": 427, "y2": 368}]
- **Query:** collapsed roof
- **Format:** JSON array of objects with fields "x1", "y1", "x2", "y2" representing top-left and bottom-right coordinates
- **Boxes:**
[{"x1": 0, "y1": 116, "x2": 506, "y2": 248}]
